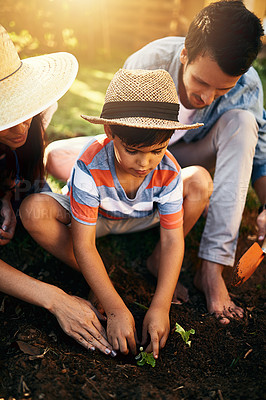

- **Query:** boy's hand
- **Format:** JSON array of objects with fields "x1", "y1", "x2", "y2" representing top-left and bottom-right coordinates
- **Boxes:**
[
  {"x1": 141, "y1": 305, "x2": 170, "y2": 359},
  {"x1": 107, "y1": 307, "x2": 138, "y2": 355}
]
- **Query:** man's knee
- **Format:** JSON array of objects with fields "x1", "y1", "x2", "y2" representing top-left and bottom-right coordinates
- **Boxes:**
[{"x1": 217, "y1": 109, "x2": 258, "y2": 152}]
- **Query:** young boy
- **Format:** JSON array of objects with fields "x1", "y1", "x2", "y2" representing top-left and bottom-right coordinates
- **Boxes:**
[{"x1": 21, "y1": 69, "x2": 211, "y2": 358}]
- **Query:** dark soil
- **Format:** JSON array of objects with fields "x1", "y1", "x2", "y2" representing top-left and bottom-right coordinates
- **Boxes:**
[{"x1": 0, "y1": 208, "x2": 265, "y2": 400}]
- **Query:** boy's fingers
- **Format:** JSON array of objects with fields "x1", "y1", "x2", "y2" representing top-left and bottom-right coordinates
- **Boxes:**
[
  {"x1": 150, "y1": 331, "x2": 159, "y2": 359},
  {"x1": 118, "y1": 336, "x2": 129, "y2": 355},
  {"x1": 127, "y1": 332, "x2": 137, "y2": 355},
  {"x1": 159, "y1": 334, "x2": 167, "y2": 349}
]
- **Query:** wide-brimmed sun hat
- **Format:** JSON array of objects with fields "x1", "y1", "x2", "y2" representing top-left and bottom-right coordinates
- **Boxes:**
[
  {"x1": 0, "y1": 25, "x2": 78, "y2": 131},
  {"x1": 81, "y1": 68, "x2": 203, "y2": 130}
]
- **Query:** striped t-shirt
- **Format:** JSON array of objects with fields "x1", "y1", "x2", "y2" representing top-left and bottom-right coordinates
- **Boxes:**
[{"x1": 69, "y1": 134, "x2": 183, "y2": 229}]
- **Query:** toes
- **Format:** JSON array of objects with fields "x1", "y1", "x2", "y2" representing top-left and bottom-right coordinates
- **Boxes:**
[
  {"x1": 171, "y1": 299, "x2": 182, "y2": 305},
  {"x1": 212, "y1": 312, "x2": 230, "y2": 325}
]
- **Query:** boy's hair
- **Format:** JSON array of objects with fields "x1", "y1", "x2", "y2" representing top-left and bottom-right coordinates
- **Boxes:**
[
  {"x1": 109, "y1": 125, "x2": 174, "y2": 148},
  {"x1": 185, "y1": 0, "x2": 264, "y2": 76}
]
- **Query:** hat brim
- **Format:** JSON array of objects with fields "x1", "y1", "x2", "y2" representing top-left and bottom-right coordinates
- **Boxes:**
[
  {"x1": 81, "y1": 115, "x2": 203, "y2": 130},
  {"x1": 0, "y1": 52, "x2": 78, "y2": 131}
]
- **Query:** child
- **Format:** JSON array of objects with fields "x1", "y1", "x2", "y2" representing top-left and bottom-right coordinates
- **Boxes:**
[{"x1": 21, "y1": 69, "x2": 211, "y2": 358}]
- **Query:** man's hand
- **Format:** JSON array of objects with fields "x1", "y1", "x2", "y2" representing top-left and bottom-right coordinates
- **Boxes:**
[
  {"x1": 257, "y1": 209, "x2": 266, "y2": 241},
  {"x1": 141, "y1": 305, "x2": 170, "y2": 359},
  {"x1": 106, "y1": 306, "x2": 137, "y2": 355},
  {"x1": 50, "y1": 292, "x2": 113, "y2": 355},
  {"x1": 0, "y1": 198, "x2": 16, "y2": 245}
]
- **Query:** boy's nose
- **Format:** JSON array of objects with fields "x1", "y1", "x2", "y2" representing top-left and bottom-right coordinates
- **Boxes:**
[{"x1": 137, "y1": 154, "x2": 150, "y2": 167}]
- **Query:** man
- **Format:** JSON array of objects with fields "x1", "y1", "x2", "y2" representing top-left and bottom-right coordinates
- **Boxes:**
[{"x1": 123, "y1": 1, "x2": 265, "y2": 324}]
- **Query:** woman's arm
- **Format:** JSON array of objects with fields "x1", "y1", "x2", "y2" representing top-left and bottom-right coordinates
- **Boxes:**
[{"x1": 0, "y1": 258, "x2": 112, "y2": 354}]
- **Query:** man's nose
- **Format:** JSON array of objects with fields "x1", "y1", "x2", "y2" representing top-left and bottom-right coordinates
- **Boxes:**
[{"x1": 201, "y1": 90, "x2": 215, "y2": 106}]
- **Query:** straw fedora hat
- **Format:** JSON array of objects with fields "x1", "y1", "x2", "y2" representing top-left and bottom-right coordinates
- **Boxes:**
[
  {"x1": 0, "y1": 25, "x2": 78, "y2": 131},
  {"x1": 81, "y1": 68, "x2": 203, "y2": 130}
]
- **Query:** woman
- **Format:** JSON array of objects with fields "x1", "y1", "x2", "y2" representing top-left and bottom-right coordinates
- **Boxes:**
[{"x1": 0, "y1": 24, "x2": 112, "y2": 355}]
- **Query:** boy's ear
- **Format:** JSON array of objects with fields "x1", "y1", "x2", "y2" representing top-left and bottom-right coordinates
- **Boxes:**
[{"x1": 104, "y1": 125, "x2": 113, "y2": 139}]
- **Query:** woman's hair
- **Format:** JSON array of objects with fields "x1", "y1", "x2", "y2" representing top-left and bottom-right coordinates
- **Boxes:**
[
  {"x1": 109, "y1": 125, "x2": 174, "y2": 148},
  {"x1": 185, "y1": 1, "x2": 264, "y2": 76},
  {"x1": 0, "y1": 114, "x2": 46, "y2": 198},
  {"x1": 0, "y1": 144, "x2": 16, "y2": 198},
  {"x1": 16, "y1": 114, "x2": 45, "y2": 186}
]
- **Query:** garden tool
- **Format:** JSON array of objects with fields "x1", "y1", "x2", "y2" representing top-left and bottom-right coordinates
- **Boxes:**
[{"x1": 231, "y1": 238, "x2": 266, "y2": 287}]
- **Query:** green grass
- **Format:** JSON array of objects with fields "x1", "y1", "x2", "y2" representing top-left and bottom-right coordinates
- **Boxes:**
[{"x1": 46, "y1": 60, "x2": 123, "y2": 141}]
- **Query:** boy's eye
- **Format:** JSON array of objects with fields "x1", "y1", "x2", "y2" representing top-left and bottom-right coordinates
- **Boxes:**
[
  {"x1": 152, "y1": 150, "x2": 162, "y2": 155},
  {"x1": 125, "y1": 148, "x2": 138, "y2": 154}
]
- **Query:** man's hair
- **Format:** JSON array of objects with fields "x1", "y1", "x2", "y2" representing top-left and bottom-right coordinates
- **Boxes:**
[
  {"x1": 185, "y1": 0, "x2": 264, "y2": 76},
  {"x1": 109, "y1": 125, "x2": 174, "y2": 148}
]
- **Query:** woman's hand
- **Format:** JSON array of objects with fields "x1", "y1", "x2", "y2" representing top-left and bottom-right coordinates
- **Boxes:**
[
  {"x1": 257, "y1": 208, "x2": 266, "y2": 241},
  {"x1": 106, "y1": 306, "x2": 138, "y2": 355},
  {"x1": 141, "y1": 305, "x2": 170, "y2": 359},
  {"x1": 49, "y1": 291, "x2": 114, "y2": 355},
  {"x1": 0, "y1": 197, "x2": 16, "y2": 245}
]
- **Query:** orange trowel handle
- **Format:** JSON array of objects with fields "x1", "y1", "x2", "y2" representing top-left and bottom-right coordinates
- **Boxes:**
[{"x1": 231, "y1": 237, "x2": 266, "y2": 287}]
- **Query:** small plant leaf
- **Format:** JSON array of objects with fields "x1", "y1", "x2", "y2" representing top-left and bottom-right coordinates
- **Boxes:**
[
  {"x1": 135, "y1": 348, "x2": 156, "y2": 368},
  {"x1": 175, "y1": 322, "x2": 195, "y2": 346}
]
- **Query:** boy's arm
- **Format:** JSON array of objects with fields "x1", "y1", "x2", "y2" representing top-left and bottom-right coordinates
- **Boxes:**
[
  {"x1": 71, "y1": 218, "x2": 137, "y2": 355},
  {"x1": 142, "y1": 225, "x2": 184, "y2": 358}
]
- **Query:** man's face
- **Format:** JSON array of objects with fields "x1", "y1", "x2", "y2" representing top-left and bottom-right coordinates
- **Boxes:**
[{"x1": 179, "y1": 47, "x2": 241, "y2": 109}]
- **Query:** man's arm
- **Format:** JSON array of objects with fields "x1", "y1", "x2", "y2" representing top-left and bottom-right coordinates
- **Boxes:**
[
  {"x1": 71, "y1": 218, "x2": 137, "y2": 355},
  {"x1": 142, "y1": 225, "x2": 184, "y2": 358}
]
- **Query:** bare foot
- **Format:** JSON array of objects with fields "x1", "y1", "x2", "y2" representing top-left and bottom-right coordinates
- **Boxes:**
[
  {"x1": 172, "y1": 282, "x2": 189, "y2": 304},
  {"x1": 147, "y1": 253, "x2": 189, "y2": 304},
  {"x1": 194, "y1": 260, "x2": 244, "y2": 324}
]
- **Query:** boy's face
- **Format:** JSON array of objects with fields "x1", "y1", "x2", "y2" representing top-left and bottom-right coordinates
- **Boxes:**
[
  {"x1": 179, "y1": 47, "x2": 241, "y2": 109},
  {"x1": 105, "y1": 126, "x2": 170, "y2": 179}
]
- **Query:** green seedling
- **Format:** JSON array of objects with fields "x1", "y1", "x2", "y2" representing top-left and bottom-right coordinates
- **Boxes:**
[
  {"x1": 175, "y1": 322, "x2": 195, "y2": 347},
  {"x1": 135, "y1": 347, "x2": 156, "y2": 368}
]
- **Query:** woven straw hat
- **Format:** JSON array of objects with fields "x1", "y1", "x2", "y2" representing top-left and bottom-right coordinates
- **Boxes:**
[
  {"x1": 0, "y1": 25, "x2": 78, "y2": 131},
  {"x1": 81, "y1": 68, "x2": 203, "y2": 130}
]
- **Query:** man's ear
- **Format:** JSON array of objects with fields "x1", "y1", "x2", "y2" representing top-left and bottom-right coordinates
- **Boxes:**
[
  {"x1": 180, "y1": 47, "x2": 188, "y2": 65},
  {"x1": 104, "y1": 125, "x2": 113, "y2": 139}
]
